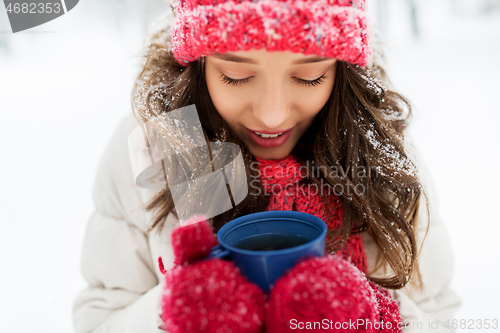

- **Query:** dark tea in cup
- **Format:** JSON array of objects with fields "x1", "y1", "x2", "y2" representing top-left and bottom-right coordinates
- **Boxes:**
[{"x1": 232, "y1": 234, "x2": 310, "y2": 251}]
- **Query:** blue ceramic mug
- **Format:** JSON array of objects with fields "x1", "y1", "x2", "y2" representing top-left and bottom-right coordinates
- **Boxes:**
[{"x1": 206, "y1": 211, "x2": 327, "y2": 293}]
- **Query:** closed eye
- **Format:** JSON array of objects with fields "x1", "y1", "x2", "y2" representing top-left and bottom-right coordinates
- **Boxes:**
[
  {"x1": 219, "y1": 74, "x2": 252, "y2": 86},
  {"x1": 293, "y1": 74, "x2": 328, "y2": 87},
  {"x1": 219, "y1": 73, "x2": 328, "y2": 87}
]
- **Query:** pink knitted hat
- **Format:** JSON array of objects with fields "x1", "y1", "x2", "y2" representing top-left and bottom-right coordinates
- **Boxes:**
[{"x1": 170, "y1": 0, "x2": 372, "y2": 67}]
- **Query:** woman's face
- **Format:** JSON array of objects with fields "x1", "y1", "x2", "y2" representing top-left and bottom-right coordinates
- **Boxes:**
[{"x1": 205, "y1": 49, "x2": 337, "y2": 160}]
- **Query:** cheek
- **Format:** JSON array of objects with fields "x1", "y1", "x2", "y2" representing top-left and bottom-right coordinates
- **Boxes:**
[
  {"x1": 294, "y1": 84, "x2": 333, "y2": 121},
  {"x1": 205, "y1": 72, "x2": 245, "y2": 124}
]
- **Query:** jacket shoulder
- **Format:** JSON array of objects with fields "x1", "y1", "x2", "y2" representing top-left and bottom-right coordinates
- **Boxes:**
[{"x1": 93, "y1": 114, "x2": 159, "y2": 232}]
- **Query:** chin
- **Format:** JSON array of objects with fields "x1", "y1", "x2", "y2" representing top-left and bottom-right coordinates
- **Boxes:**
[{"x1": 249, "y1": 145, "x2": 293, "y2": 160}]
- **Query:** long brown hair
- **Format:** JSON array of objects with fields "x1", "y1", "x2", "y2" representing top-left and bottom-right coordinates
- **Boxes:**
[{"x1": 130, "y1": 23, "x2": 429, "y2": 291}]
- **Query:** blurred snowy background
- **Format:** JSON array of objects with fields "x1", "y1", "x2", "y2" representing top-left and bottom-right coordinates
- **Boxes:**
[{"x1": 1, "y1": 0, "x2": 499, "y2": 332}]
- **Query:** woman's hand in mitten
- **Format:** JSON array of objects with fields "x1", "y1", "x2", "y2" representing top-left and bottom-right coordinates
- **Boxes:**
[
  {"x1": 160, "y1": 215, "x2": 266, "y2": 333},
  {"x1": 265, "y1": 254, "x2": 402, "y2": 333}
]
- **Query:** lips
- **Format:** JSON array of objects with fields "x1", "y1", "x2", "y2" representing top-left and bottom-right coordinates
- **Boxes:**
[{"x1": 245, "y1": 127, "x2": 294, "y2": 148}]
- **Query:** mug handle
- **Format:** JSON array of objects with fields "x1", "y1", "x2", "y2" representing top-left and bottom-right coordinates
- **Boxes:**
[{"x1": 205, "y1": 244, "x2": 230, "y2": 260}]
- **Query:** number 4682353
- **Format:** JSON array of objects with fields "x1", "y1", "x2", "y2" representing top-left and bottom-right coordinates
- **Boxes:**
[
  {"x1": 6, "y1": 2, "x2": 61, "y2": 14},
  {"x1": 444, "y1": 319, "x2": 498, "y2": 330}
]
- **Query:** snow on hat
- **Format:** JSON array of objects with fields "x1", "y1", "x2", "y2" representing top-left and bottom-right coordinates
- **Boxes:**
[{"x1": 169, "y1": 0, "x2": 372, "y2": 67}]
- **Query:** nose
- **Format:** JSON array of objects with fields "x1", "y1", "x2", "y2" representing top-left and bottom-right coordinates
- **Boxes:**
[{"x1": 252, "y1": 81, "x2": 291, "y2": 130}]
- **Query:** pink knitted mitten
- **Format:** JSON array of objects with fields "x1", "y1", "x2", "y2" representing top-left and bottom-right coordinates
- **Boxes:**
[
  {"x1": 265, "y1": 255, "x2": 402, "y2": 333},
  {"x1": 160, "y1": 216, "x2": 266, "y2": 333}
]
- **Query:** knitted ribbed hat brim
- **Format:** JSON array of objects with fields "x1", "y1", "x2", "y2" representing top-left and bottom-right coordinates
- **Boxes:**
[{"x1": 171, "y1": 0, "x2": 372, "y2": 67}]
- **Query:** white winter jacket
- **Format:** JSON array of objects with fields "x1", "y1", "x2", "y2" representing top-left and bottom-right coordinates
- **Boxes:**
[{"x1": 72, "y1": 114, "x2": 462, "y2": 333}]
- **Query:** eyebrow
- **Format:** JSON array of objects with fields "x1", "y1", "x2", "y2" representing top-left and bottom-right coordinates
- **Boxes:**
[{"x1": 212, "y1": 53, "x2": 334, "y2": 65}]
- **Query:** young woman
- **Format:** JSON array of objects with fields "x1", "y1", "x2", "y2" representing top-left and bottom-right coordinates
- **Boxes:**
[{"x1": 73, "y1": 0, "x2": 462, "y2": 332}]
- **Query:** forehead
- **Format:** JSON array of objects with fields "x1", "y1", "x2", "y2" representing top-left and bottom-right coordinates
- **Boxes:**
[{"x1": 210, "y1": 50, "x2": 336, "y2": 66}]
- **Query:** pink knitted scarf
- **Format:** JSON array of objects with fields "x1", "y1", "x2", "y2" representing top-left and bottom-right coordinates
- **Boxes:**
[{"x1": 255, "y1": 154, "x2": 368, "y2": 274}]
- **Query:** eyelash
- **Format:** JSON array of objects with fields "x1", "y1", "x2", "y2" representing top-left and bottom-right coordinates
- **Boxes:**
[{"x1": 219, "y1": 74, "x2": 328, "y2": 87}]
